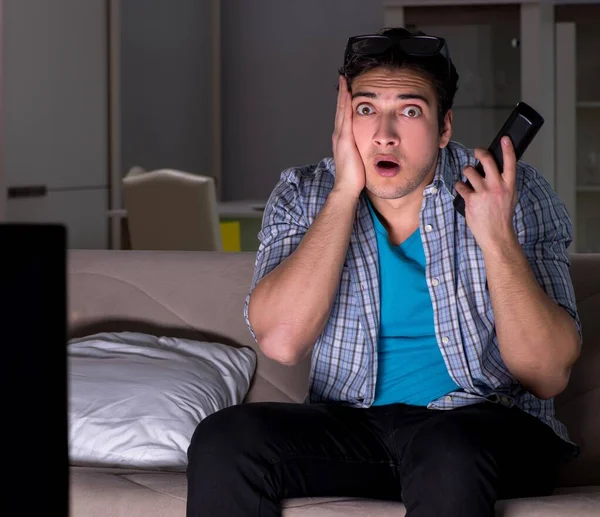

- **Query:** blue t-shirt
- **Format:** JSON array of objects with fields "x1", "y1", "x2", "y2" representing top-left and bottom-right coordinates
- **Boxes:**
[{"x1": 367, "y1": 199, "x2": 460, "y2": 406}]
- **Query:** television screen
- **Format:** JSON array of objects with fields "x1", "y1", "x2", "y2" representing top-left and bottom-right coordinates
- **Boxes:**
[{"x1": 0, "y1": 223, "x2": 68, "y2": 516}]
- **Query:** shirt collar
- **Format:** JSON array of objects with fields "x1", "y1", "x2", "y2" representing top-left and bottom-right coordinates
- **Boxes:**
[{"x1": 432, "y1": 145, "x2": 455, "y2": 191}]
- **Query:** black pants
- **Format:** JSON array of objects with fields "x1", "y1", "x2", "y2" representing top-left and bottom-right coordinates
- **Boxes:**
[{"x1": 186, "y1": 400, "x2": 566, "y2": 517}]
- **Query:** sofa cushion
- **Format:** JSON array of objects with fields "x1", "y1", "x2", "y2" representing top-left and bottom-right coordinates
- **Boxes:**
[
  {"x1": 69, "y1": 467, "x2": 600, "y2": 517},
  {"x1": 68, "y1": 331, "x2": 256, "y2": 470}
]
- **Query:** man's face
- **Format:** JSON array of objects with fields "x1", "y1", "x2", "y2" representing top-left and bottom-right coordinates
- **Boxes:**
[{"x1": 350, "y1": 67, "x2": 452, "y2": 201}]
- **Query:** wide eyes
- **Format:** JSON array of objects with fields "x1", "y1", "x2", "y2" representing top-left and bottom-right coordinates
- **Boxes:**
[
  {"x1": 355, "y1": 103, "x2": 423, "y2": 118},
  {"x1": 356, "y1": 103, "x2": 375, "y2": 116},
  {"x1": 402, "y1": 106, "x2": 422, "y2": 118}
]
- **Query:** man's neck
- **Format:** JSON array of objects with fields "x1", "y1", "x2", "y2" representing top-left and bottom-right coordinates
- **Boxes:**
[
  {"x1": 366, "y1": 162, "x2": 438, "y2": 245},
  {"x1": 368, "y1": 193, "x2": 423, "y2": 246}
]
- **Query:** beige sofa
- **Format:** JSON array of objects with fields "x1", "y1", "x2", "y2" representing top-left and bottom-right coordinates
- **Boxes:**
[{"x1": 68, "y1": 250, "x2": 600, "y2": 516}]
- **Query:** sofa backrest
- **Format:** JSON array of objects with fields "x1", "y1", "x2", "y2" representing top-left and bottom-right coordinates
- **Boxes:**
[
  {"x1": 67, "y1": 250, "x2": 599, "y2": 486},
  {"x1": 554, "y1": 254, "x2": 600, "y2": 487},
  {"x1": 67, "y1": 250, "x2": 311, "y2": 406}
]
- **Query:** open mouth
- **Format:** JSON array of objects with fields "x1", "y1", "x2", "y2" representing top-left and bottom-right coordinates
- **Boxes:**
[{"x1": 374, "y1": 158, "x2": 400, "y2": 176}]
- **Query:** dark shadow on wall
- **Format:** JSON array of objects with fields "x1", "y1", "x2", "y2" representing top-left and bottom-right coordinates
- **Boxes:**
[{"x1": 69, "y1": 318, "x2": 244, "y2": 350}]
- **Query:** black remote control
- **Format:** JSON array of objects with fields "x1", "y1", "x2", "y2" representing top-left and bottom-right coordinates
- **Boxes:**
[{"x1": 453, "y1": 101, "x2": 544, "y2": 217}]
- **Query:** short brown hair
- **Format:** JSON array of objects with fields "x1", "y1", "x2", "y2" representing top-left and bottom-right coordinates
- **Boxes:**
[{"x1": 339, "y1": 27, "x2": 459, "y2": 133}]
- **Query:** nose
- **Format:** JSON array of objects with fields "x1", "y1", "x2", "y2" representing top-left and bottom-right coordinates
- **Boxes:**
[{"x1": 373, "y1": 117, "x2": 399, "y2": 148}]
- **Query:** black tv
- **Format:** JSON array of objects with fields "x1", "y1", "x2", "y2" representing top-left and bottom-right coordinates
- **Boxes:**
[{"x1": 0, "y1": 223, "x2": 68, "y2": 515}]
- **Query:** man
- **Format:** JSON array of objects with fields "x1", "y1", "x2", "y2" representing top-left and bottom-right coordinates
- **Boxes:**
[{"x1": 186, "y1": 27, "x2": 582, "y2": 517}]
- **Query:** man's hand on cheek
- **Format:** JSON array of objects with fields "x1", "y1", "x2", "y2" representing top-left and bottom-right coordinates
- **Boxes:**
[
  {"x1": 454, "y1": 136, "x2": 519, "y2": 252},
  {"x1": 332, "y1": 76, "x2": 366, "y2": 199}
]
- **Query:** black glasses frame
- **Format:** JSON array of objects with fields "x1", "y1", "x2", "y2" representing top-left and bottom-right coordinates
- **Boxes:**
[{"x1": 343, "y1": 34, "x2": 450, "y2": 75}]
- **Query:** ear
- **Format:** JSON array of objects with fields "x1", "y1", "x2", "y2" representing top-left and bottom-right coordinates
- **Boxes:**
[{"x1": 439, "y1": 109, "x2": 453, "y2": 148}]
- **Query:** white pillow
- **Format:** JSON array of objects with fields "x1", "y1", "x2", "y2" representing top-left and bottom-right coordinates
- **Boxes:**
[{"x1": 68, "y1": 331, "x2": 256, "y2": 471}]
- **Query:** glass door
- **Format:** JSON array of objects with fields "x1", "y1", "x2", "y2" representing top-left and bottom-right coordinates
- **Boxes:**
[
  {"x1": 385, "y1": 4, "x2": 522, "y2": 152},
  {"x1": 556, "y1": 4, "x2": 600, "y2": 253}
]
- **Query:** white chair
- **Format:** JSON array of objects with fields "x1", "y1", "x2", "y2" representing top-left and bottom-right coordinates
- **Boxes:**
[{"x1": 122, "y1": 167, "x2": 223, "y2": 251}]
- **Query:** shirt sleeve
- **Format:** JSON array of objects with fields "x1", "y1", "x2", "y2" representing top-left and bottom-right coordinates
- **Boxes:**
[
  {"x1": 243, "y1": 173, "x2": 309, "y2": 342},
  {"x1": 513, "y1": 163, "x2": 583, "y2": 344}
]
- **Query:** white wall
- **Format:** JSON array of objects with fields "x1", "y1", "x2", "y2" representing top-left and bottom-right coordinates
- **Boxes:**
[
  {"x1": 120, "y1": 0, "x2": 384, "y2": 203},
  {"x1": 2, "y1": 0, "x2": 108, "y2": 248},
  {"x1": 2, "y1": 0, "x2": 386, "y2": 240},
  {"x1": 119, "y1": 0, "x2": 214, "y2": 183},
  {"x1": 221, "y1": 0, "x2": 383, "y2": 201}
]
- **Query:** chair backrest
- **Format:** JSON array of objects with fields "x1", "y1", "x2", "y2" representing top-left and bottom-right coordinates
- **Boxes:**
[{"x1": 122, "y1": 168, "x2": 223, "y2": 251}]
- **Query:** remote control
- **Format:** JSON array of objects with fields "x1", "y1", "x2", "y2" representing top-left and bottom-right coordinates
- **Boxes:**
[{"x1": 453, "y1": 101, "x2": 544, "y2": 217}]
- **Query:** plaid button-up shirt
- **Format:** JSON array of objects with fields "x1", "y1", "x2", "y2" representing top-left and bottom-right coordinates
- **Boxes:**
[{"x1": 244, "y1": 141, "x2": 582, "y2": 450}]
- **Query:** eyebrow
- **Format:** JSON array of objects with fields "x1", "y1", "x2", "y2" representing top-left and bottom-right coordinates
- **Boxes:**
[{"x1": 351, "y1": 91, "x2": 430, "y2": 106}]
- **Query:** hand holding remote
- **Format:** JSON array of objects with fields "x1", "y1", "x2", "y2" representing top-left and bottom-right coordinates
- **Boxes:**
[
  {"x1": 455, "y1": 137, "x2": 524, "y2": 251},
  {"x1": 454, "y1": 102, "x2": 544, "y2": 217}
]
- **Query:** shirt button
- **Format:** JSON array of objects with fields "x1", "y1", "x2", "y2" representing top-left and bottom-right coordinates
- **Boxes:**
[
  {"x1": 425, "y1": 224, "x2": 433, "y2": 232},
  {"x1": 444, "y1": 395, "x2": 452, "y2": 403},
  {"x1": 431, "y1": 186, "x2": 439, "y2": 195},
  {"x1": 441, "y1": 336, "x2": 449, "y2": 344},
  {"x1": 431, "y1": 278, "x2": 440, "y2": 287}
]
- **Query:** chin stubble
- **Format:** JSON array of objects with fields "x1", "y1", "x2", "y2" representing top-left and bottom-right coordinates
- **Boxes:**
[{"x1": 367, "y1": 160, "x2": 436, "y2": 200}]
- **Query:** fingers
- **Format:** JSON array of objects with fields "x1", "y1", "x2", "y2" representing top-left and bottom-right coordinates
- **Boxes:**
[
  {"x1": 341, "y1": 78, "x2": 354, "y2": 138},
  {"x1": 333, "y1": 75, "x2": 354, "y2": 155},
  {"x1": 474, "y1": 147, "x2": 501, "y2": 184},
  {"x1": 454, "y1": 180, "x2": 473, "y2": 204},
  {"x1": 462, "y1": 165, "x2": 485, "y2": 191},
  {"x1": 334, "y1": 76, "x2": 345, "y2": 139},
  {"x1": 456, "y1": 139, "x2": 518, "y2": 219},
  {"x1": 473, "y1": 139, "x2": 516, "y2": 186},
  {"x1": 500, "y1": 136, "x2": 517, "y2": 187}
]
